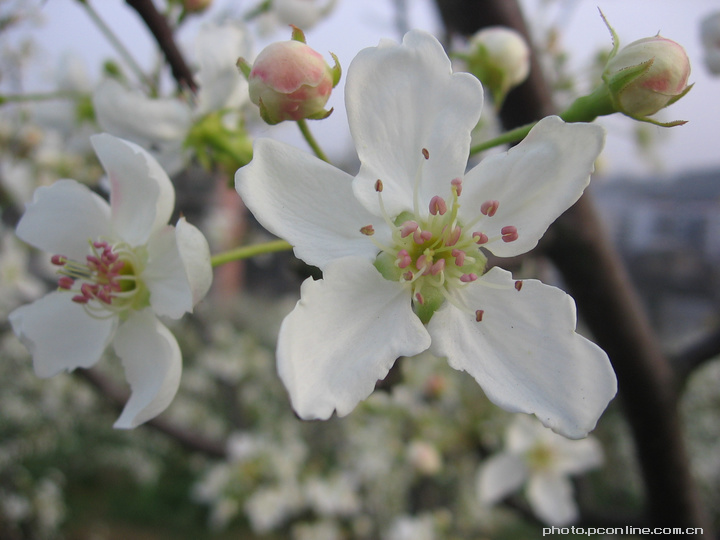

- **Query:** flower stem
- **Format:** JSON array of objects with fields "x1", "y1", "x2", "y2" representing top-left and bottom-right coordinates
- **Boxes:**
[
  {"x1": 210, "y1": 239, "x2": 293, "y2": 268},
  {"x1": 76, "y1": 0, "x2": 156, "y2": 93},
  {"x1": 296, "y1": 118, "x2": 330, "y2": 163},
  {"x1": 469, "y1": 121, "x2": 536, "y2": 155}
]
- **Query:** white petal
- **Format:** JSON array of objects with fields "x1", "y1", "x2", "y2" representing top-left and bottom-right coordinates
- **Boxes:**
[
  {"x1": 527, "y1": 473, "x2": 578, "y2": 526},
  {"x1": 195, "y1": 21, "x2": 251, "y2": 114},
  {"x1": 9, "y1": 292, "x2": 117, "y2": 377},
  {"x1": 347, "y1": 30, "x2": 483, "y2": 217},
  {"x1": 15, "y1": 179, "x2": 111, "y2": 261},
  {"x1": 112, "y1": 310, "x2": 182, "y2": 429},
  {"x1": 461, "y1": 116, "x2": 605, "y2": 257},
  {"x1": 175, "y1": 217, "x2": 213, "y2": 306},
  {"x1": 93, "y1": 79, "x2": 191, "y2": 175},
  {"x1": 91, "y1": 133, "x2": 175, "y2": 245},
  {"x1": 93, "y1": 79, "x2": 192, "y2": 144},
  {"x1": 277, "y1": 256, "x2": 431, "y2": 419},
  {"x1": 428, "y1": 267, "x2": 617, "y2": 439},
  {"x1": 476, "y1": 452, "x2": 528, "y2": 505},
  {"x1": 236, "y1": 139, "x2": 386, "y2": 269},
  {"x1": 143, "y1": 225, "x2": 194, "y2": 318}
]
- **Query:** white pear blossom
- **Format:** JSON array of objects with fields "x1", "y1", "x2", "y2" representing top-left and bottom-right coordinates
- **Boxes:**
[
  {"x1": 93, "y1": 21, "x2": 251, "y2": 175},
  {"x1": 9, "y1": 133, "x2": 213, "y2": 429},
  {"x1": 477, "y1": 414, "x2": 603, "y2": 525},
  {"x1": 235, "y1": 30, "x2": 616, "y2": 439},
  {"x1": 260, "y1": 0, "x2": 337, "y2": 32}
]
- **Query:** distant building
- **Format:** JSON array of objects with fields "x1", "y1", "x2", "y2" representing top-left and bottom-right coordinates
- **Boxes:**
[{"x1": 592, "y1": 168, "x2": 720, "y2": 338}]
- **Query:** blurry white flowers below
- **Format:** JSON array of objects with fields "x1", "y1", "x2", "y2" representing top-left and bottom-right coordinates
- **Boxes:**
[
  {"x1": 9, "y1": 133, "x2": 212, "y2": 429},
  {"x1": 476, "y1": 414, "x2": 603, "y2": 525}
]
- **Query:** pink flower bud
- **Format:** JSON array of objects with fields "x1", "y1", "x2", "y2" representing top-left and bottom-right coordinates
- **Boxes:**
[
  {"x1": 604, "y1": 35, "x2": 691, "y2": 117},
  {"x1": 248, "y1": 39, "x2": 340, "y2": 125}
]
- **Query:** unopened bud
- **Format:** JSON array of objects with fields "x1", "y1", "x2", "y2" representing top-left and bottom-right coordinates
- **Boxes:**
[
  {"x1": 464, "y1": 26, "x2": 530, "y2": 108},
  {"x1": 604, "y1": 35, "x2": 691, "y2": 118},
  {"x1": 247, "y1": 31, "x2": 341, "y2": 125}
]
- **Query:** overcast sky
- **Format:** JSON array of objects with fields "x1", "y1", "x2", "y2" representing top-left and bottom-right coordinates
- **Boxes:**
[{"x1": 4, "y1": 0, "x2": 719, "y2": 180}]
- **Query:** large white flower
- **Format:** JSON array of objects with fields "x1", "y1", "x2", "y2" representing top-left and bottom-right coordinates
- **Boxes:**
[
  {"x1": 235, "y1": 30, "x2": 617, "y2": 439},
  {"x1": 9, "y1": 133, "x2": 213, "y2": 428},
  {"x1": 93, "y1": 21, "x2": 251, "y2": 175},
  {"x1": 477, "y1": 414, "x2": 603, "y2": 525}
]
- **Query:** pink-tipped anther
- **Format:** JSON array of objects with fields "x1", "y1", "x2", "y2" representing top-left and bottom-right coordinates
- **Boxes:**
[
  {"x1": 472, "y1": 232, "x2": 489, "y2": 245},
  {"x1": 429, "y1": 196, "x2": 447, "y2": 216},
  {"x1": 57, "y1": 276, "x2": 75, "y2": 289},
  {"x1": 360, "y1": 225, "x2": 375, "y2": 236},
  {"x1": 445, "y1": 226, "x2": 461, "y2": 246},
  {"x1": 422, "y1": 148, "x2": 430, "y2": 160},
  {"x1": 451, "y1": 178, "x2": 462, "y2": 196},
  {"x1": 413, "y1": 229, "x2": 432, "y2": 245},
  {"x1": 415, "y1": 292, "x2": 425, "y2": 305},
  {"x1": 417, "y1": 254, "x2": 431, "y2": 273},
  {"x1": 460, "y1": 273, "x2": 478, "y2": 283},
  {"x1": 396, "y1": 249, "x2": 412, "y2": 269},
  {"x1": 51, "y1": 254, "x2": 67, "y2": 266},
  {"x1": 475, "y1": 309, "x2": 484, "y2": 322},
  {"x1": 400, "y1": 221, "x2": 419, "y2": 238},
  {"x1": 429, "y1": 259, "x2": 445, "y2": 275},
  {"x1": 501, "y1": 226, "x2": 519, "y2": 242},
  {"x1": 481, "y1": 200, "x2": 499, "y2": 217},
  {"x1": 375, "y1": 179, "x2": 384, "y2": 192},
  {"x1": 451, "y1": 249, "x2": 466, "y2": 266}
]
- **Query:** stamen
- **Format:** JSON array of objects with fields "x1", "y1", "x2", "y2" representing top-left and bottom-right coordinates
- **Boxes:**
[
  {"x1": 360, "y1": 225, "x2": 375, "y2": 236},
  {"x1": 57, "y1": 276, "x2": 75, "y2": 289},
  {"x1": 400, "y1": 221, "x2": 419, "y2": 238},
  {"x1": 451, "y1": 178, "x2": 462, "y2": 196},
  {"x1": 413, "y1": 229, "x2": 432, "y2": 245},
  {"x1": 501, "y1": 226, "x2": 519, "y2": 242},
  {"x1": 51, "y1": 255, "x2": 67, "y2": 266},
  {"x1": 481, "y1": 200, "x2": 499, "y2": 217},
  {"x1": 460, "y1": 273, "x2": 478, "y2": 283},
  {"x1": 396, "y1": 249, "x2": 412, "y2": 269},
  {"x1": 445, "y1": 226, "x2": 461, "y2": 246},
  {"x1": 429, "y1": 259, "x2": 445, "y2": 276},
  {"x1": 422, "y1": 148, "x2": 429, "y2": 160},
  {"x1": 475, "y1": 309, "x2": 484, "y2": 322},
  {"x1": 375, "y1": 179, "x2": 383, "y2": 192},
  {"x1": 515, "y1": 280, "x2": 523, "y2": 291},
  {"x1": 429, "y1": 196, "x2": 447, "y2": 216},
  {"x1": 415, "y1": 292, "x2": 425, "y2": 305},
  {"x1": 472, "y1": 232, "x2": 489, "y2": 245},
  {"x1": 451, "y1": 249, "x2": 466, "y2": 266}
]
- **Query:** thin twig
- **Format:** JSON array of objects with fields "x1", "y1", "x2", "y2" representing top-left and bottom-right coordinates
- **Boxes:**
[{"x1": 125, "y1": 0, "x2": 198, "y2": 93}]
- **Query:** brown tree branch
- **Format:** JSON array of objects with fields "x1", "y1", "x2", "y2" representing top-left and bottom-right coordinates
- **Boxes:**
[
  {"x1": 435, "y1": 0, "x2": 710, "y2": 535},
  {"x1": 76, "y1": 368, "x2": 227, "y2": 459},
  {"x1": 125, "y1": 0, "x2": 198, "y2": 92}
]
